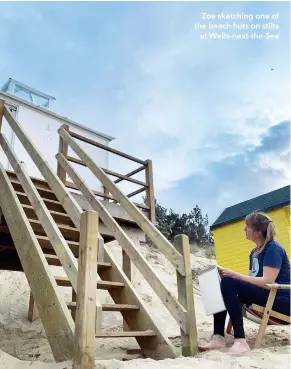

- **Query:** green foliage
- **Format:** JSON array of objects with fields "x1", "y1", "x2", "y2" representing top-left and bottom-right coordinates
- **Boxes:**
[{"x1": 144, "y1": 197, "x2": 213, "y2": 246}]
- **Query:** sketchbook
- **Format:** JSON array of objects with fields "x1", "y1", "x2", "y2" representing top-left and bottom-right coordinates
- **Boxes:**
[{"x1": 198, "y1": 266, "x2": 226, "y2": 316}]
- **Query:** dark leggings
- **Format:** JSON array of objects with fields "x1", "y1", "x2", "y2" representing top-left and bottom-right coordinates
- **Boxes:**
[{"x1": 214, "y1": 277, "x2": 291, "y2": 339}]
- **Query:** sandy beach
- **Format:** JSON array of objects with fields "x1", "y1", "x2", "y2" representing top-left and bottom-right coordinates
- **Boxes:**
[{"x1": 0, "y1": 241, "x2": 289, "y2": 369}]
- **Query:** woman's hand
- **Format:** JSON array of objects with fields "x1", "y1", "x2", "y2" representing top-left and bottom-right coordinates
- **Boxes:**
[{"x1": 217, "y1": 266, "x2": 239, "y2": 279}]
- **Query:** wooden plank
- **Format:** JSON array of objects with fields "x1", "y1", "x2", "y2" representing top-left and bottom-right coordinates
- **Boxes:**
[
  {"x1": 58, "y1": 128, "x2": 185, "y2": 275},
  {"x1": 38, "y1": 236, "x2": 79, "y2": 256},
  {"x1": 127, "y1": 186, "x2": 146, "y2": 198},
  {"x1": 0, "y1": 133, "x2": 79, "y2": 291},
  {"x1": 57, "y1": 124, "x2": 69, "y2": 184},
  {"x1": 100, "y1": 246, "x2": 177, "y2": 359},
  {"x1": 0, "y1": 163, "x2": 74, "y2": 361},
  {"x1": 57, "y1": 153, "x2": 187, "y2": 332},
  {"x1": 0, "y1": 100, "x2": 4, "y2": 132},
  {"x1": 265, "y1": 284, "x2": 291, "y2": 290},
  {"x1": 145, "y1": 160, "x2": 156, "y2": 223},
  {"x1": 96, "y1": 331, "x2": 157, "y2": 338},
  {"x1": 174, "y1": 235, "x2": 198, "y2": 356},
  {"x1": 252, "y1": 304, "x2": 291, "y2": 323},
  {"x1": 22, "y1": 204, "x2": 74, "y2": 226},
  {"x1": 68, "y1": 303, "x2": 138, "y2": 312},
  {"x1": 28, "y1": 218, "x2": 80, "y2": 241},
  {"x1": 10, "y1": 178, "x2": 58, "y2": 201},
  {"x1": 28, "y1": 293, "x2": 39, "y2": 322},
  {"x1": 115, "y1": 165, "x2": 145, "y2": 184},
  {"x1": 44, "y1": 253, "x2": 111, "y2": 270},
  {"x1": 70, "y1": 131, "x2": 146, "y2": 165},
  {"x1": 55, "y1": 276, "x2": 125, "y2": 290},
  {"x1": 73, "y1": 211, "x2": 99, "y2": 369},
  {"x1": 255, "y1": 288, "x2": 277, "y2": 349},
  {"x1": 16, "y1": 191, "x2": 66, "y2": 213},
  {"x1": 67, "y1": 156, "x2": 148, "y2": 187},
  {"x1": 6, "y1": 169, "x2": 51, "y2": 189},
  {"x1": 3, "y1": 106, "x2": 82, "y2": 229}
]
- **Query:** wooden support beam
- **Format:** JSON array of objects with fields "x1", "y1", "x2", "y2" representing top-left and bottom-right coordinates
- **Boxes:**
[
  {"x1": 126, "y1": 186, "x2": 146, "y2": 198},
  {"x1": 57, "y1": 124, "x2": 69, "y2": 184},
  {"x1": 145, "y1": 160, "x2": 156, "y2": 223},
  {"x1": 56, "y1": 153, "x2": 187, "y2": 332},
  {"x1": 0, "y1": 163, "x2": 74, "y2": 362},
  {"x1": 58, "y1": 127, "x2": 185, "y2": 276},
  {"x1": 174, "y1": 235, "x2": 198, "y2": 356},
  {"x1": 73, "y1": 211, "x2": 99, "y2": 369},
  {"x1": 114, "y1": 165, "x2": 145, "y2": 184},
  {"x1": 0, "y1": 100, "x2": 4, "y2": 132},
  {"x1": 28, "y1": 292, "x2": 39, "y2": 322}
]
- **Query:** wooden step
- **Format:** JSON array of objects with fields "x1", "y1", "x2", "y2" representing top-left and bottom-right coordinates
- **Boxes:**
[
  {"x1": 28, "y1": 218, "x2": 79, "y2": 241},
  {"x1": 55, "y1": 276, "x2": 125, "y2": 290},
  {"x1": 10, "y1": 178, "x2": 58, "y2": 201},
  {"x1": 15, "y1": 191, "x2": 65, "y2": 213},
  {"x1": 22, "y1": 204, "x2": 74, "y2": 226},
  {"x1": 95, "y1": 331, "x2": 156, "y2": 338},
  {"x1": 44, "y1": 253, "x2": 112, "y2": 270},
  {"x1": 37, "y1": 235, "x2": 79, "y2": 256},
  {"x1": 67, "y1": 302, "x2": 139, "y2": 312}
]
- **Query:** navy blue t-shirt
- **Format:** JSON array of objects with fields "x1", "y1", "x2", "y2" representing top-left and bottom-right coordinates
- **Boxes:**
[{"x1": 249, "y1": 240, "x2": 290, "y2": 300}]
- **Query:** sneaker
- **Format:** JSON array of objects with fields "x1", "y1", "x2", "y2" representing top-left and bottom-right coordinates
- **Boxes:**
[
  {"x1": 228, "y1": 339, "x2": 250, "y2": 356},
  {"x1": 198, "y1": 335, "x2": 226, "y2": 352}
]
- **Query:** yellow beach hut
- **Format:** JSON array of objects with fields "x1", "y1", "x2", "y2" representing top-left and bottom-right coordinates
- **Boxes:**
[{"x1": 210, "y1": 185, "x2": 290, "y2": 275}]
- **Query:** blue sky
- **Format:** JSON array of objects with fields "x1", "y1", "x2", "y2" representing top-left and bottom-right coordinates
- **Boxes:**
[{"x1": 0, "y1": 1, "x2": 290, "y2": 224}]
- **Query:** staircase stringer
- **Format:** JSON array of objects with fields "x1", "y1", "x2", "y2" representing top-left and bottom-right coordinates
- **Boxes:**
[
  {"x1": 101, "y1": 245, "x2": 177, "y2": 359},
  {"x1": 0, "y1": 133, "x2": 79, "y2": 290},
  {"x1": 0, "y1": 163, "x2": 74, "y2": 362},
  {"x1": 57, "y1": 152, "x2": 187, "y2": 332}
]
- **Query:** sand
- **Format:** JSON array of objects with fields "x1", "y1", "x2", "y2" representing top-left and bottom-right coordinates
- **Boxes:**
[{"x1": 0, "y1": 241, "x2": 289, "y2": 369}]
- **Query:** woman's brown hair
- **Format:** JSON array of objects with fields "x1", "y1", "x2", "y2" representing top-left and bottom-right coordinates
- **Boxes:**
[{"x1": 245, "y1": 211, "x2": 276, "y2": 255}]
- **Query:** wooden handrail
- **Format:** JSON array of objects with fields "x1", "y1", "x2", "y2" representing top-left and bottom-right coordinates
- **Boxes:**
[
  {"x1": 70, "y1": 131, "x2": 147, "y2": 165},
  {"x1": 58, "y1": 126, "x2": 185, "y2": 276},
  {"x1": 67, "y1": 155, "x2": 148, "y2": 187}
]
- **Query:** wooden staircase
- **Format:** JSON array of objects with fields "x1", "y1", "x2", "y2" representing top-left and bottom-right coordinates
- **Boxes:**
[
  {"x1": 0, "y1": 100, "x2": 198, "y2": 366},
  {"x1": 0, "y1": 170, "x2": 175, "y2": 360}
]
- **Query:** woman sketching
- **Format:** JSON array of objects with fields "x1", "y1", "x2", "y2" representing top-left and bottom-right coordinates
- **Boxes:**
[{"x1": 198, "y1": 211, "x2": 290, "y2": 356}]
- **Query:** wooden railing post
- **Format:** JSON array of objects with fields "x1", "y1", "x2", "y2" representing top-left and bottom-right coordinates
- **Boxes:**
[
  {"x1": 174, "y1": 234, "x2": 198, "y2": 356},
  {"x1": 145, "y1": 159, "x2": 155, "y2": 223},
  {"x1": 74, "y1": 210, "x2": 99, "y2": 369},
  {"x1": 57, "y1": 124, "x2": 69, "y2": 184}
]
